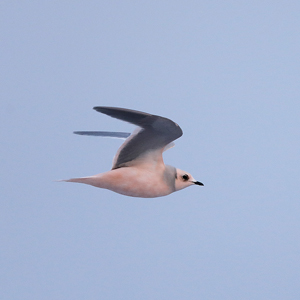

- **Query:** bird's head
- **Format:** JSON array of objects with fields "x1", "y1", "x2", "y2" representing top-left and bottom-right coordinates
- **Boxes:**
[{"x1": 174, "y1": 168, "x2": 204, "y2": 191}]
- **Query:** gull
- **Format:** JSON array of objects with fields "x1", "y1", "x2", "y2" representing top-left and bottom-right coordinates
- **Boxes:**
[{"x1": 62, "y1": 106, "x2": 203, "y2": 197}]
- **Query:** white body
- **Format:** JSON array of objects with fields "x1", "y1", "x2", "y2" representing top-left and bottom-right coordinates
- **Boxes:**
[{"x1": 62, "y1": 106, "x2": 203, "y2": 197}]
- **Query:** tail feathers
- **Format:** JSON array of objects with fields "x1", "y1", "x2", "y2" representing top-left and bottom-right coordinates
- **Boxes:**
[
  {"x1": 56, "y1": 176, "x2": 104, "y2": 188},
  {"x1": 57, "y1": 177, "x2": 90, "y2": 183}
]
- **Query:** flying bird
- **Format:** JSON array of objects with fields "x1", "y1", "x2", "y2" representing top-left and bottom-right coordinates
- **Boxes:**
[{"x1": 62, "y1": 106, "x2": 203, "y2": 197}]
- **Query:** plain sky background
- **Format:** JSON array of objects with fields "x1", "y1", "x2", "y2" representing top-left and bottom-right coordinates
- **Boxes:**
[{"x1": 1, "y1": 1, "x2": 300, "y2": 299}]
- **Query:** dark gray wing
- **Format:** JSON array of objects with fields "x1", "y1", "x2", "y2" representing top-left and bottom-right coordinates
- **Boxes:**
[
  {"x1": 93, "y1": 106, "x2": 183, "y2": 169},
  {"x1": 74, "y1": 131, "x2": 130, "y2": 138}
]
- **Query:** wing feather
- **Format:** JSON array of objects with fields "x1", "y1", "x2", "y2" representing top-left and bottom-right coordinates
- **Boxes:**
[
  {"x1": 93, "y1": 107, "x2": 183, "y2": 169},
  {"x1": 74, "y1": 131, "x2": 130, "y2": 139}
]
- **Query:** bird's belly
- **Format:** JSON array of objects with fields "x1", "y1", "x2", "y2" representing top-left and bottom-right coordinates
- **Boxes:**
[{"x1": 100, "y1": 167, "x2": 173, "y2": 198}]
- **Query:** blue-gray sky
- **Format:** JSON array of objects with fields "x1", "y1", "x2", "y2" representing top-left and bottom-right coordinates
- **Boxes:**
[{"x1": 1, "y1": 1, "x2": 300, "y2": 299}]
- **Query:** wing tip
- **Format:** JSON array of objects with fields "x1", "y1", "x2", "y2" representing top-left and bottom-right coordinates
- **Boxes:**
[
  {"x1": 73, "y1": 131, "x2": 131, "y2": 138},
  {"x1": 73, "y1": 131, "x2": 83, "y2": 135},
  {"x1": 93, "y1": 106, "x2": 113, "y2": 113}
]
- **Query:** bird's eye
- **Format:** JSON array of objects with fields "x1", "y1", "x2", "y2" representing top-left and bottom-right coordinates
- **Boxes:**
[{"x1": 182, "y1": 174, "x2": 189, "y2": 181}]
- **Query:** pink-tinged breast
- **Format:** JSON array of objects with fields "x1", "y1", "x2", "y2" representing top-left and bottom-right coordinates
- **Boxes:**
[{"x1": 89, "y1": 167, "x2": 174, "y2": 198}]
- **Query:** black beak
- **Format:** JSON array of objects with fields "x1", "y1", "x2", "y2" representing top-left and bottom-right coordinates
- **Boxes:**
[{"x1": 193, "y1": 181, "x2": 204, "y2": 186}]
